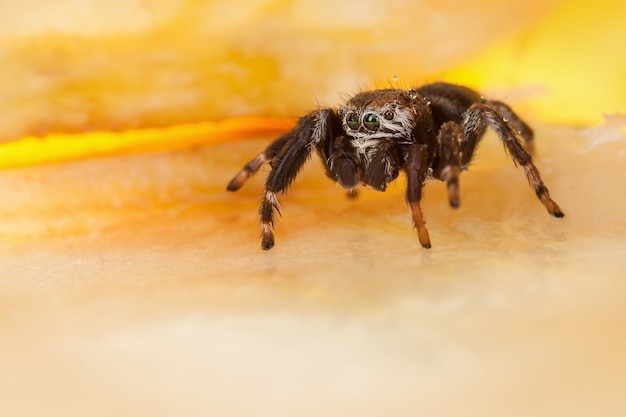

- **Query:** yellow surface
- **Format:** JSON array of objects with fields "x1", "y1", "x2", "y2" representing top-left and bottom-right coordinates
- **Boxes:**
[
  {"x1": 1, "y1": 1, "x2": 625, "y2": 416},
  {"x1": 441, "y1": 0, "x2": 626, "y2": 125},
  {"x1": 1, "y1": 124, "x2": 625, "y2": 416},
  {"x1": 2, "y1": 0, "x2": 625, "y2": 142}
]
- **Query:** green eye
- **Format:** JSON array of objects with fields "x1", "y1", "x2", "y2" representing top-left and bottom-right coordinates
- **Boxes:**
[
  {"x1": 363, "y1": 113, "x2": 380, "y2": 130},
  {"x1": 346, "y1": 113, "x2": 360, "y2": 129}
]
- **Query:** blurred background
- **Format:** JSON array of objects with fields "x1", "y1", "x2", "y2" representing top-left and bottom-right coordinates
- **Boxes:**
[
  {"x1": 1, "y1": 1, "x2": 625, "y2": 416},
  {"x1": 1, "y1": 0, "x2": 624, "y2": 144}
]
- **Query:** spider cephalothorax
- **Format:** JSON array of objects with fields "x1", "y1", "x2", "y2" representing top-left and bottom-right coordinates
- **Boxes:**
[
  {"x1": 332, "y1": 89, "x2": 434, "y2": 191},
  {"x1": 227, "y1": 82, "x2": 564, "y2": 250}
]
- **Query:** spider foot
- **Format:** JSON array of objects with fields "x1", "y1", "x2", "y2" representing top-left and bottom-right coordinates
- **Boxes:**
[
  {"x1": 227, "y1": 153, "x2": 267, "y2": 192},
  {"x1": 409, "y1": 202, "x2": 432, "y2": 249},
  {"x1": 446, "y1": 171, "x2": 461, "y2": 209},
  {"x1": 346, "y1": 188, "x2": 359, "y2": 199},
  {"x1": 540, "y1": 193, "x2": 565, "y2": 218},
  {"x1": 259, "y1": 191, "x2": 280, "y2": 250},
  {"x1": 552, "y1": 207, "x2": 565, "y2": 218},
  {"x1": 524, "y1": 165, "x2": 565, "y2": 218},
  {"x1": 227, "y1": 173, "x2": 247, "y2": 191},
  {"x1": 261, "y1": 223, "x2": 275, "y2": 250}
]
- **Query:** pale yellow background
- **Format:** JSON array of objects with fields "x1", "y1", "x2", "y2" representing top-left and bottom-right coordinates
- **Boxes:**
[
  {"x1": 1, "y1": 0, "x2": 625, "y2": 142},
  {"x1": 1, "y1": 1, "x2": 626, "y2": 416}
]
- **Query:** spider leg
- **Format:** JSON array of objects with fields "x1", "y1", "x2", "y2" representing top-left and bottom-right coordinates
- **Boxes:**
[
  {"x1": 259, "y1": 109, "x2": 341, "y2": 250},
  {"x1": 435, "y1": 121, "x2": 464, "y2": 208},
  {"x1": 462, "y1": 103, "x2": 564, "y2": 218},
  {"x1": 485, "y1": 100, "x2": 535, "y2": 155},
  {"x1": 227, "y1": 131, "x2": 294, "y2": 191},
  {"x1": 406, "y1": 144, "x2": 432, "y2": 249},
  {"x1": 346, "y1": 188, "x2": 360, "y2": 199}
]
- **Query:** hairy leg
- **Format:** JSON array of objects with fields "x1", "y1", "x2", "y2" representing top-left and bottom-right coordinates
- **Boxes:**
[
  {"x1": 485, "y1": 100, "x2": 535, "y2": 155},
  {"x1": 406, "y1": 144, "x2": 432, "y2": 248},
  {"x1": 226, "y1": 131, "x2": 294, "y2": 191},
  {"x1": 462, "y1": 102, "x2": 564, "y2": 218},
  {"x1": 258, "y1": 109, "x2": 341, "y2": 250},
  {"x1": 435, "y1": 121, "x2": 464, "y2": 208}
]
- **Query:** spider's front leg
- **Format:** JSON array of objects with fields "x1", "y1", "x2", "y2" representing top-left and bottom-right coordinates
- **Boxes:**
[
  {"x1": 406, "y1": 144, "x2": 433, "y2": 249},
  {"x1": 256, "y1": 109, "x2": 341, "y2": 250},
  {"x1": 462, "y1": 102, "x2": 564, "y2": 218},
  {"x1": 227, "y1": 131, "x2": 294, "y2": 192}
]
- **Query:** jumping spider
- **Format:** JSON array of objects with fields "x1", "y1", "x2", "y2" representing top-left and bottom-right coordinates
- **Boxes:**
[{"x1": 227, "y1": 82, "x2": 564, "y2": 250}]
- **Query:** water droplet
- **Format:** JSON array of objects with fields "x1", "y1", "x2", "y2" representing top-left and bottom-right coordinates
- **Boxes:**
[
  {"x1": 408, "y1": 90, "x2": 419, "y2": 100},
  {"x1": 503, "y1": 117, "x2": 509, "y2": 123},
  {"x1": 392, "y1": 75, "x2": 399, "y2": 82}
]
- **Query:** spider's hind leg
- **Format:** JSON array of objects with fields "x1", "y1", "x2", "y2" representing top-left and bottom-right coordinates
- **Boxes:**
[
  {"x1": 434, "y1": 121, "x2": 464, "y2": 208},
  {"x1": 485, "y1": 100, "x2": 535, "y2": 155},
  {"x1": 462, "y1": 102, "x2": 564, "y2": 218}
]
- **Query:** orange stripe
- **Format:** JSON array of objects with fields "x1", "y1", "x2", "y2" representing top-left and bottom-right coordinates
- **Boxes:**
[{"x1": 0, "y1": 117, "x2": 295, "y2": 170}]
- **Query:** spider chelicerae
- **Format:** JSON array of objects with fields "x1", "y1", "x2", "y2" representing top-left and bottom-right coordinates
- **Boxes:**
[{"x1": 227, "y1": 82, "x2": 564, "y2": 250}]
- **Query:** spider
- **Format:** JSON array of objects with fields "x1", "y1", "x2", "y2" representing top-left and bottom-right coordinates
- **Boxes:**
[{"x1": 227, "y1": 82, "x2": 564, "y2": 250}]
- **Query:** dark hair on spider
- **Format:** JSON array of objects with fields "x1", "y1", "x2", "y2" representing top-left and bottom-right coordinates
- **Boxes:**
[{"x1": 227, "y1": 82, "x2": 564, "y2": 250}]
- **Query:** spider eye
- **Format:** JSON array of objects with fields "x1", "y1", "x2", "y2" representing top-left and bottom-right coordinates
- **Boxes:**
[
  {"x1": 383, "y1": 110, "x2": 394, "y2": 120},
  {"x1": 363, "y1": 113, "x2": 380, "y2": 130},
  {"x1": 346, "y1": 112, "x2": 360, "y2": 130}
]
